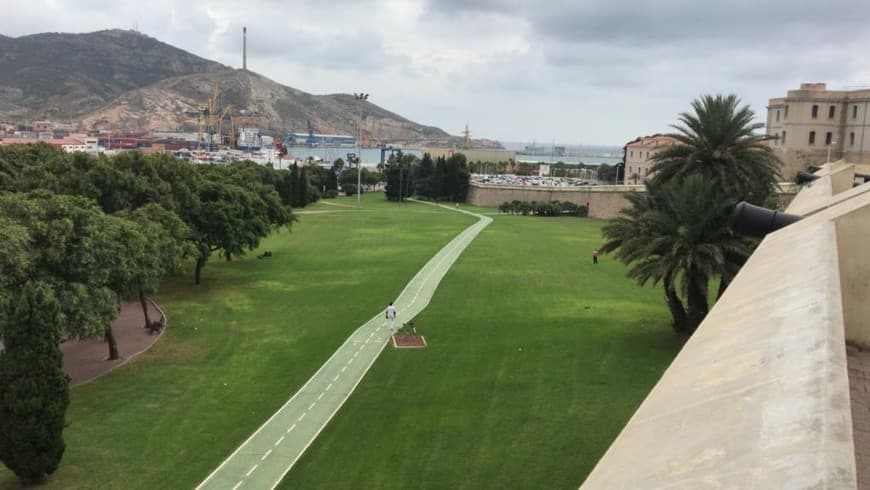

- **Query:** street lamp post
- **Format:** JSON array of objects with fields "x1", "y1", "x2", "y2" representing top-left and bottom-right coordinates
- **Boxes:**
[{"x1": 354, "y1": 93, "x2": 369, "y2": 207}]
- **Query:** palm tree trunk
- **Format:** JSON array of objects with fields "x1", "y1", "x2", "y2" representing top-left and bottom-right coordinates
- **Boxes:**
[
  {"x1": 686, "y1": 276, "x2": 709, "y2": 333},
  {"x1": 716, "y1": 275, "x2": 730, "y2": 300},
  {"x1": 664, "y1": 276, "x2": 688, "y2": 333},
  {"x1": 139, "y1": 289, "x2": 151, "y2": 329}
]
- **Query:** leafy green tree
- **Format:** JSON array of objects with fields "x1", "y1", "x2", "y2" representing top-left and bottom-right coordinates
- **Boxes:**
[
  {"x1": 384, "y1": 153, "x2": 417, "y2": 201},
  {"x1": 650, "y1": 94, "x2": 781, "y2": 202},
  {"x1": 414, "y1": 153, "x2": 435, "y2": 198},
  {"x1": 189, "y1": 177, "x2": 289, "y2": 284},
  {"x1": 118, "y1": 204, "x2": 193, "y2": 328},
  {"x1": 0, "y1": 192, "x2": 118, "y2": 340},
  {"x1": 0, "y1": 281, "x2": 70, "y2": 484},
  {"x1": 601, "y1": 175, "x2": 753, "y2": 333},
  {"x1": 298, "y1": 167, "x2": 309, "y2": 208}
]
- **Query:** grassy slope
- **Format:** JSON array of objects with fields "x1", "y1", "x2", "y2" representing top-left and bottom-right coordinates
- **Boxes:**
[
  {"x1": 279, "y1": 215, "x2": 684, "y2": 489},
  {"x1": 0, "y1": 194, "x2": 475, "y2": 489}
]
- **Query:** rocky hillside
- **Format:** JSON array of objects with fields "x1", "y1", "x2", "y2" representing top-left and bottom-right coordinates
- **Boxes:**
[
  {"x1": 0, "y1": 29, "x2": 501, "y2": 148},
  {"x1": 0, "y1": 29, "x2": 229, "y2": 120},
  {"x1": 79, "y1": 70, "x2": 461, "y2": 146}
]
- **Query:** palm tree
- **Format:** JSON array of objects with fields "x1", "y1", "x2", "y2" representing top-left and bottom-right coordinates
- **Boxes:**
[
  {"x1": 602, "y1": 175, "x2": 754, "y2": 334},
  {"x1": 650, "y1": 94, "x2": 781, "y2": 204}
]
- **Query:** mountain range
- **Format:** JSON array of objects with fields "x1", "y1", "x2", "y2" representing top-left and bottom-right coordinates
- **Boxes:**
[{"x1": 0, "y1": 29, "x2": 500, "y2": 148}]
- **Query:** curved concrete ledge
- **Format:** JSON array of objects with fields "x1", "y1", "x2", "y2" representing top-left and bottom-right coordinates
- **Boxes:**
[{"x1": 582, "y1": 171, "x2": 870, "y2": 489}]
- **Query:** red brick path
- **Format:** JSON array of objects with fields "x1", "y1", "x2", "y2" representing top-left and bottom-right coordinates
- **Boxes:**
[{"x1": 60, "y1": 299, "x2": 164, "y2": 386}]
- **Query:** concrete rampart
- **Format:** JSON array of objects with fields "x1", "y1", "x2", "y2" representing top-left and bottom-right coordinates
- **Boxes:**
[{"x1": 581, "y1": 168, "x2": 870, "y2": 488}]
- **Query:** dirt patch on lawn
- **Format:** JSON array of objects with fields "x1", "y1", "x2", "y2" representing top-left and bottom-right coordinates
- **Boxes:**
[{"x1": 392, "y1": 334, "x2": 427, "y2": 349}]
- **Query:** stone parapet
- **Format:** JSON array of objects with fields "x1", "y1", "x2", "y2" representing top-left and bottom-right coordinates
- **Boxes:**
[{"x1": 581, "y1": 168, "x2": 870, "y2": 489}]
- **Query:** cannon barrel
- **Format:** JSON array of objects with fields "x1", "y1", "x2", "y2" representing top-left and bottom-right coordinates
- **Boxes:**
[
  {"x1": 733, "y1": 202, "x2": 804, "y2": 238},
  {"x1": 795, "y1": 171, "x2": 821, "y2": 185}
]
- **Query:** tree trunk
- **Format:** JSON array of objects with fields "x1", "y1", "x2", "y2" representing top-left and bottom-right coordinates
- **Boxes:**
[
  {"x1": 686, "y1": 276, "x2": 709, "y2": 334},
  {"x1": 225, "y1": 251, "x2": 232, "y2": 262},
  {"x1": 195, "y1": 256, "x2": 205, "y2": 285},
  {"x1": 139, "y1": 289, "x2": 151, "y2": 329},
  {"x1": 105, "y1": 325, "x2": 120, "y2": 360},
  {"x1": 664, "y1": 283, "x2": 688, "y2": 334}
]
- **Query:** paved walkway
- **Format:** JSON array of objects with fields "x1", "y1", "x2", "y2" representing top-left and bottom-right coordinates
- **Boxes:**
[
  {"x1": 197, "y1": 201, "x2": 491, "y2": 490},
  {"x1": 61, "y1": 299, "x2": 165, "y2": 386}
]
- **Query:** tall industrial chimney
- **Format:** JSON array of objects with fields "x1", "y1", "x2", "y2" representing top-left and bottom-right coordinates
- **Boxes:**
[{"x1": 243, "y1": 27, "x2": 247, "y2": 71}]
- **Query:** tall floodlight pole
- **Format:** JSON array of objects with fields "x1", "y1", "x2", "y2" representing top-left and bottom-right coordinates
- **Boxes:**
[{"x1": 354, "y1": 93, "x2": 369, "y2": 207}]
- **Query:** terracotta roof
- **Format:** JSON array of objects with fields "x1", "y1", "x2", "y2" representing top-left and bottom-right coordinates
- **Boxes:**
[
  {"x1": 0, "y1": 137, "x2": 84, "y2": 147},
  {"x1": 625, "y1": 135, "x2": 678, "y2": 149}
]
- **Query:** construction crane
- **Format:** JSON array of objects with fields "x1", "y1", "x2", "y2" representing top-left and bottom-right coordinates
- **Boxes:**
[
  {"x1": 216, "y1": 104, "x2": 234, "y2": 147},
  {"x1": 195, "y1": 86, "x2": 221, "y2": 150}
]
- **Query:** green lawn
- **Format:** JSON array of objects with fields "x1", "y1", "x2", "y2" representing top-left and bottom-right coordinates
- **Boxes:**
[
  {"x1": 279, "y1": 212, "x2": 683, "y2": 489},
  {"x1": 1, "y1": 195, "x2": 683, "y2": 489},
  {"x1": 0, "y1": 194, "x2": 476, "y2": 489}
]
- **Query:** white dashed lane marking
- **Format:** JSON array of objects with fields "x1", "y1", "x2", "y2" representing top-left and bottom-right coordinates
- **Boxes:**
[
  {"x1": 261, "y1": 450, "x2": 272, "y2": 461},
  {"x1": 275, "y1": 436, "x2": 284, "y2": 446}
]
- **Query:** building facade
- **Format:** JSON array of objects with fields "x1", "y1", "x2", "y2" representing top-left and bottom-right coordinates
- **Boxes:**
[
  {"x1": 767, "y1": 83, "x2": 870, "y2": 178},
  {"x1": 624, "y1": 134, "x2": 678, "y2": 183}
]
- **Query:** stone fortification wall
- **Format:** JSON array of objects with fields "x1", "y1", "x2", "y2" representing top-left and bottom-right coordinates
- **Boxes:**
[
  {"x1": 468, "y1": 183, "x2": 797, "y2": 218},
  {"x1": 467, "y1": 183, "x2": 645, "y2": 218}
]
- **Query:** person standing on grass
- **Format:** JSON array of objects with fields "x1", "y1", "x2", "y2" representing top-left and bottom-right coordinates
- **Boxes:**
[
  {"x1": 386, "y1": 301, "x2": 397, "y2": 331},
  {"x1": 592, "y1": 248, "x2": 599, "y2": 264}
]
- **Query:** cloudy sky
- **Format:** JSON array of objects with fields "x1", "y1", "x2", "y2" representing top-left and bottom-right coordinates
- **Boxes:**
[{"x1": 3, "y1": 0, "x2": 869, "y2": 146}]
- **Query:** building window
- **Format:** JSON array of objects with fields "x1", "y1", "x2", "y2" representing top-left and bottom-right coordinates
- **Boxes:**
[
  {"x1": 630, "y1": 151, "x2": 633, "y2": 158},
  {"x1": 829, "y1": 105, "x2": 836, "y2": 118},
  {"x1": 784, "y1": 105, "x2": 789, "y2": 118},
  {"x1": 854, "y1": 105, "x2": 858, "y2": 119},
  {"x1": 825, "y1": 132, "x2": 832, "y2": 145},
  {"x1": 782, "y1": 131, "x2": 786, "y2": 144},
  {"x1": 851, "y1": 132, "x2": 855, "y2": 146},
  {"x1": 776, "y1": 110, "x2": 780, "y2": 121},
  {"x1": 812, "y1": 105, "x2": 819, "y2": 118},
  {"x1": 809, "y1": 131, "x2": 816, "y2": 145},
  {"x1": 645, "y1": 151, "x2": 649, "y2": 159}
]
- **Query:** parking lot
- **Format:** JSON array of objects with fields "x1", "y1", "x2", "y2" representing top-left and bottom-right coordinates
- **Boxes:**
[{"x1": 472, "y1": 174, "x2": 600, "y2": 187}]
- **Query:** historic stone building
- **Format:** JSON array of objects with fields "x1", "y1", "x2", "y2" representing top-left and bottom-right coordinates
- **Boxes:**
[
  {"x1": 767, "y1": 83, "x2": 870, "y2": 178},
  {"x1": 624, "y1": 134, "x2": 678, "y2": 183}
]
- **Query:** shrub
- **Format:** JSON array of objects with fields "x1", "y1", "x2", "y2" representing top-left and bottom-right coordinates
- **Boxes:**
[{"x1": 323, "y1": 189, "x2": 340, "y2": 198}]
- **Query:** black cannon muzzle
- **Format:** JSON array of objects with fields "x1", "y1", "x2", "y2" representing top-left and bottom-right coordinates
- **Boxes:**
[
  {"x1": 733, "y1": 202, "x2": 804, "y2": 238},
  {"x1": 795, "y1": 171, "x2": 821, "y2": 185}
]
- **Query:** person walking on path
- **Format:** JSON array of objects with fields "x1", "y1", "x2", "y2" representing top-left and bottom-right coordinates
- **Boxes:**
[
  {"x1": 386, "y1": 302, "x2": 397, "y2": 331},
  {"x1": 592, "y1": 248, "x2": 599, "y2": 265}
]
